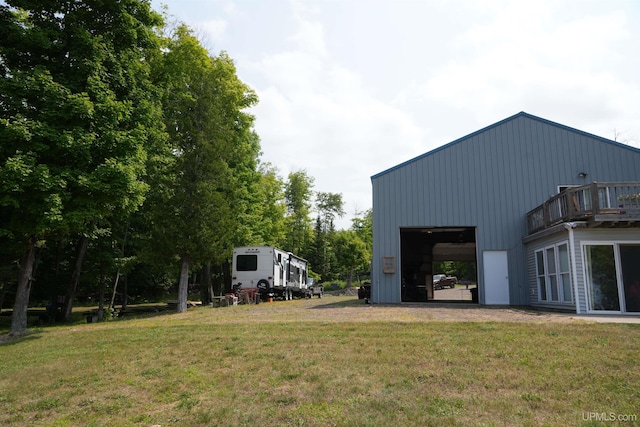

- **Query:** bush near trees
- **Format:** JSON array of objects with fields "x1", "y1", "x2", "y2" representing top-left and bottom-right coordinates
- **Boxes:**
[{"x1": 0, "y1": 1, "x2": 372, "y2": 332}]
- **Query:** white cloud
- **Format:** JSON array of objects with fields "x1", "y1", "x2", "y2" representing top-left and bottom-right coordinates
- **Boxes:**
[
  {"x1": 200, "y1": 18, "x2": 228, "y2": 43},
  {"x1": 152, "y1": 0, "x2": 640, "y2": 226},
  {"x1": 415, "y1": 1, "x2": 639, "y2": 138},
  {"x1": 288, "y1": 19, "x2": 327, "y2": 56},
  {"x1": 248, "y1": 15, "x2": 427, "y2": 226}
]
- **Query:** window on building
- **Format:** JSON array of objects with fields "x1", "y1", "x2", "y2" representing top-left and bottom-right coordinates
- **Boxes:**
[
  {"x1": 535, "y1": 242, "x2": 572, "y2": 304},
  {"x1": 558, "y1": 244, "x2": 572, "y2": 302},
  {"x1": 546, "y1": 246, "x2": 559, "y2": 301}
]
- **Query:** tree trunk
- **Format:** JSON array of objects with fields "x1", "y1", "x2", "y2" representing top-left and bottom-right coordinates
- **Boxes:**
[
  {"x1": 122, "y1": 275, "x2": 128, "y2": 311},
  {"x1": 109, "y1": 269, "x2": 121, "y2": 311},
  {"x1": 177, "y1": 254, "x2": 189, "y2": 312},
  {"x1": 222, "y1": 259, "x2": 231, "y2": 294},
  {"x1": 10, "y1": 237, "x2": 37, "y2": 336},
  {"x1": 63, "y1": 236, "x2": 90, "y2": 321},
  {"x1": 201, "y1": 262, "x2": 212, "y2": 305},
  {"x1": 109, "y1": 225, "x2": 129, "y2": 311},
  {"x1": 347, "y1": 265, "x2": 354, "y2": 288},
  {"x1": 97, "y1": 265, "x2": 106, "y2": 322}
]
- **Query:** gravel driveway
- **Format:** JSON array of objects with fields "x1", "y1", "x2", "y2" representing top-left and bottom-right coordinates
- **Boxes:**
[{"x1": 219, "y1": 295, "x2": 601, "y2": 324}]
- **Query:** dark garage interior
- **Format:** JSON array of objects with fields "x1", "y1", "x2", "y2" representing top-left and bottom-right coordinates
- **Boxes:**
[{"x1": 400, "y1": 227, "x2": 477, "y2": 303}]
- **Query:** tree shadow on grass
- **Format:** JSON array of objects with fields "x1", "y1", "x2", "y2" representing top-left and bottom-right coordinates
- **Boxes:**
[
  {"x1": 0, "y1": 331, "x2": 42, "y2": 346},
  {"x1": 104, "y1": 304, "x2": 177, "y2": 322},
  {"x1": 1, "y1": 304, "x2": 180, "y2": 331},
  {"x1": 308, "y1": 297, "x2": 368, "y2": 309}
]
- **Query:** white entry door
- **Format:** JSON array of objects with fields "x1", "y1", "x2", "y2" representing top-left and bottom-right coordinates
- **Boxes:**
[{"x1": 483, "y1": 251, "x2": 510, "y2": 305}]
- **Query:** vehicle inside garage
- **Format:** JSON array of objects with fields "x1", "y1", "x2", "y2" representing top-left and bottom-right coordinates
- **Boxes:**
[{"x1": 400, "y1": 227, "x2": 477, "y2": 303}]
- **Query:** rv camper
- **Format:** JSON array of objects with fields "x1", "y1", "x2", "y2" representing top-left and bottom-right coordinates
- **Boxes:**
[{"x1": 231, "y1": 246, "x2": 322, "y2": 300}]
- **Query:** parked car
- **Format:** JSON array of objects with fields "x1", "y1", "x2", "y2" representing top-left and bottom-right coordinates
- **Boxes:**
[{"x1": 433, "y1": 274, "x2": 457, "y2": 290}]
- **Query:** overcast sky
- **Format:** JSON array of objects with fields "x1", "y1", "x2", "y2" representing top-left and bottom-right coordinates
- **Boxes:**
[{"x1": 151, "y1": 0, "x2": 640, "y2": 229}]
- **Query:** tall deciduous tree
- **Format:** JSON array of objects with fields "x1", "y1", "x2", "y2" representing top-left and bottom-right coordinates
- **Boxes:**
[
  {"x1": 246, "y1": 163, "x2": 287, "y2": 247},
  {"x1": 351, "y1": 208, "x2": 373, "y2": 264},
  {"x1": 0, "y1": 0, "x2": 164, "y2": 334},
  {"x1": 316, "y1": 193, "x2": 345, "y2": 231},
  {"x1": 334, "y1": 230, "x2": 368, "y2": 287},
  {"x1": 311, "y1": 192, "x2": 344, "y2": 280},
  {"x1": 284, "y1": 170, "x2": 314, "y2": 256},
  {"x1": 148, "y1": 24, "x2": 258, "y2": 312}
]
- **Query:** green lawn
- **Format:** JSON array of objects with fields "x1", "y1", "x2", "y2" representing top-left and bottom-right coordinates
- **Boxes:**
[{"x1": 1, "y1": 297, "x2": 639, "y2": 426}]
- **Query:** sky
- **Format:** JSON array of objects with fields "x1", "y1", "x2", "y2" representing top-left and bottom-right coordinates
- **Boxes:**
[{"x1": 150, "y1": 0, "x2": 640, "y2": 229}]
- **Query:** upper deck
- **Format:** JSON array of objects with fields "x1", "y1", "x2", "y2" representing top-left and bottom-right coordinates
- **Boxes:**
[{"x1": 526, "y1": 182, "x2": 640, "y2": 235}]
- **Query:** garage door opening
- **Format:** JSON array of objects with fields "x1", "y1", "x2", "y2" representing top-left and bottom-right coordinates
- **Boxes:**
[{"x1": 400, "y1": 227, "x2": 477, "y2": 303}]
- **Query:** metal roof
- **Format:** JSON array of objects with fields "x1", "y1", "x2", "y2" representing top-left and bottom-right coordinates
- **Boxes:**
[{"x1": 371, "y1": 111, "x2": 640, "y2": 180}]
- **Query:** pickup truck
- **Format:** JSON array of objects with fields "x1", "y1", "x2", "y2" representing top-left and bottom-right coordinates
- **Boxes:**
[{"x1": 433, "y1": 274, "x2": 457, "y2": 290}]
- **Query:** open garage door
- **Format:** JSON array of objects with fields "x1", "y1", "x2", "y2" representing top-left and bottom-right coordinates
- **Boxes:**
[{"x1": 400, "y1": 227, "x2": 477, "y2": 303}]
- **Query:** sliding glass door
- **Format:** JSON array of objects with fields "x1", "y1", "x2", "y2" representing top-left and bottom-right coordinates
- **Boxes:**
[
  {"x1": 620, "y1": 245, "x2": 640, "y2": 313},
  {"x1": 584, "y1": 244, "x2": 640, "y2": 313},
  {"x1": 584, "y1": 245, "x2": 619, "y2": 311}
]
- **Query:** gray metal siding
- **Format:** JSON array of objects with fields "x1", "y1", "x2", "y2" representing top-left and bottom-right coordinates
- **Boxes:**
[
  {"x1": 372, "y1": 112, "x2": 640, "y2": 305},
  {"x1": 372, "y1": 171, "x2": 402, "y2": 303}
]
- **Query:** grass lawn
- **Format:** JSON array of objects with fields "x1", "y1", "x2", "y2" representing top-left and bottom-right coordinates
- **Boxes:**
[{"x1": 1, "y1": 296, "x2": 639, "y2": 426}]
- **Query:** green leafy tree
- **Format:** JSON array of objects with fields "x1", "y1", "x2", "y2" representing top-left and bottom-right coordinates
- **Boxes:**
[
  {"x1": 0, "y1": 0, "x2": 164, "y2": 334},
  {"x1": 433, "y1": 261, "x2": 476, "y2": 282},
  {"x1": 351, "y1": 209, "x2": 373, "y2": 251},
  {"x1": 147, "y1": 24, "x2": 258, "y2": 312},
  {"x1": 311, "y1": 192, "x2": 344, "y2": 280},
  {"x1": 316, "y1": 192, "x2": 345, "y2": 230},
  {"x1": 284, "y1": 170, "x2": 314, "y2": 256},
  {"x1": 350, "y1": 208, "x2": 373, "y2": 279},
  {"x1": 250, "y1": 163, "x2": 287, "y2": 246},
  {"x1": 310, "y1": 216, "x2": 327, "y2": 280},
  {"x1": 333, "y1": 230, "x2": 368, "y2": 287}
]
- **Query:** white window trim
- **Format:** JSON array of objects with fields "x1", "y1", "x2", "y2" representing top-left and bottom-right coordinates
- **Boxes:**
[{"x1": 535, "y1": 240, "x2": 572, "y2": 304}]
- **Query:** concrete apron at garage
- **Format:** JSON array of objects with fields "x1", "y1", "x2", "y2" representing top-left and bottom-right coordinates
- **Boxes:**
[
  {"x1": 433, "y1": 286, "x2": 474, "y2": 301},
  {"x1": 567, "y1": 315, "x2": 640, "y2": 324}
]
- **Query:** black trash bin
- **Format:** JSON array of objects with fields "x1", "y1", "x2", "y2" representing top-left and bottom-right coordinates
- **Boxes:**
[{"x1": 470, "y1": 287, "x2": 478, "y2": 303}]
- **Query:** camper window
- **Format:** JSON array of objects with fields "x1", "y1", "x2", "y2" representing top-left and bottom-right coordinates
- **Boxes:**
[{"x1": 237, "y1": 255, "x2": 258, "y2": 271}]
